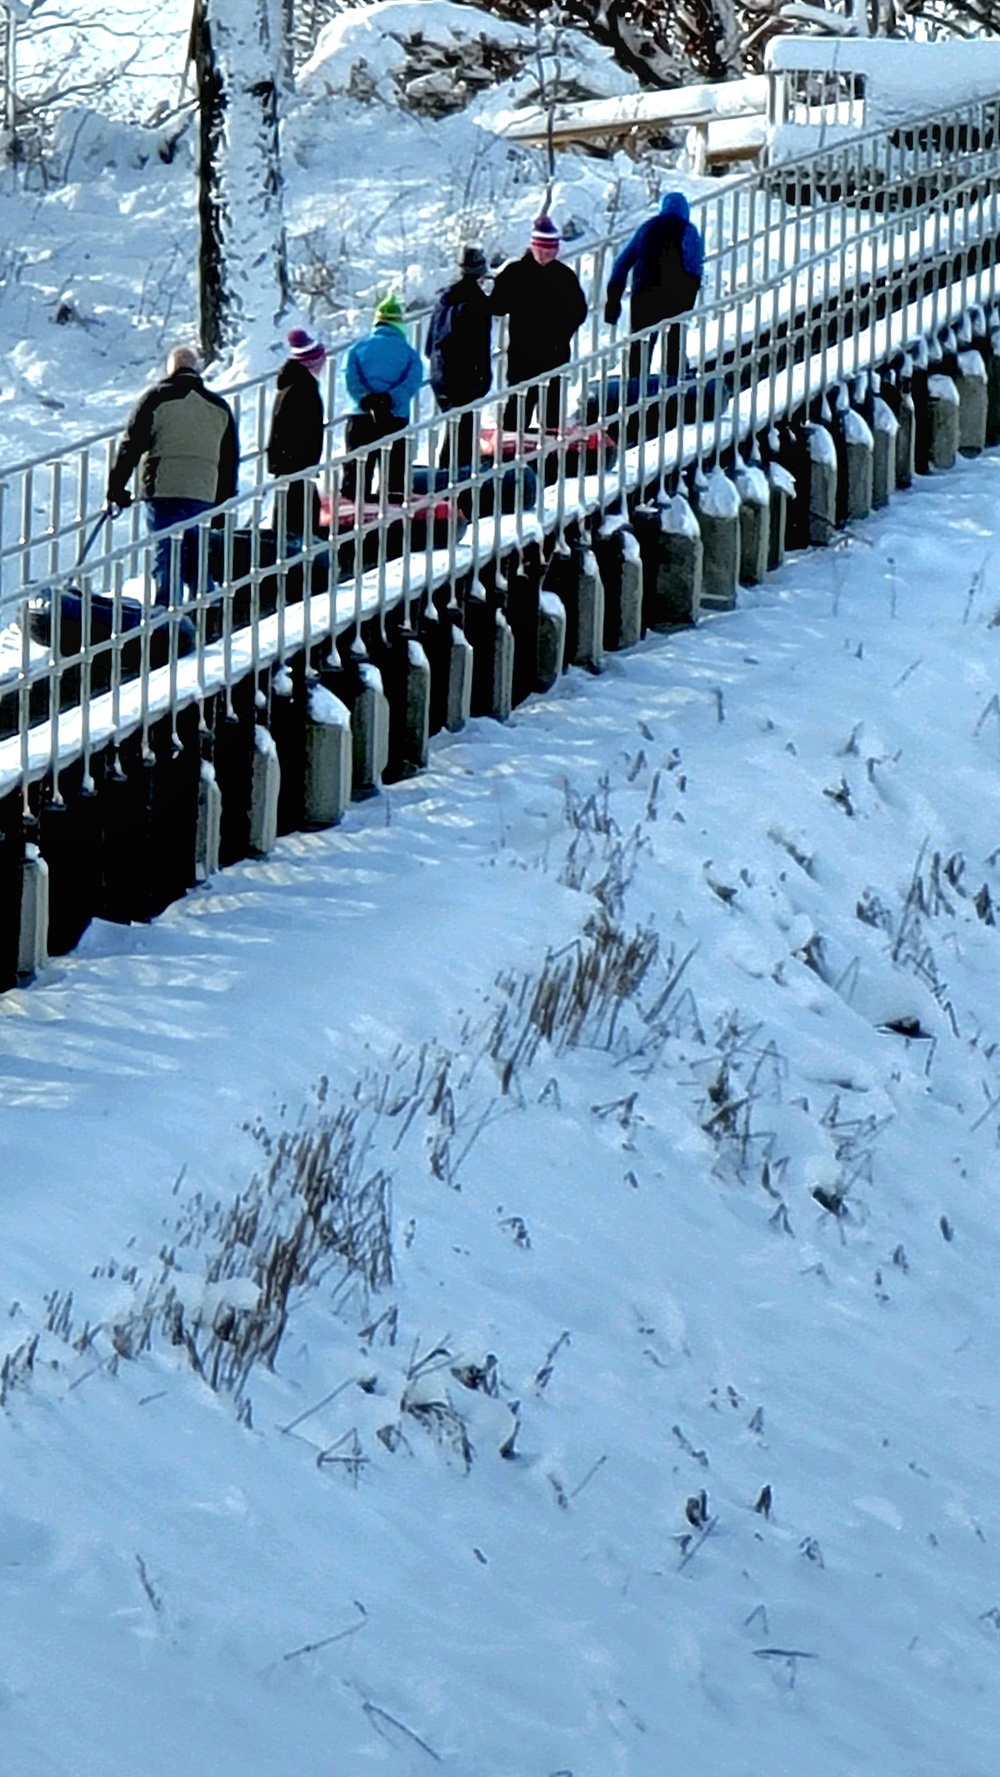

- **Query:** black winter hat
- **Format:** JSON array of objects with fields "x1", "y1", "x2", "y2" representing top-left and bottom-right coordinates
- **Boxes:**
[{"x1": 458, "y1": 245, "x2": 488, "y2": 278}]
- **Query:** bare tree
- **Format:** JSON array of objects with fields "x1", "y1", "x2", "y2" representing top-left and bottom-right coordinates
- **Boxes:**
[
  {"x1": 472, "y1": 0, "x2": 744, "y2": 86},
  {"x1": 191, "y1": 0, "x2": 289, "y2": 363},
  {"x1": 1, "y1": 0, "x2": 182, "y2": 167}
]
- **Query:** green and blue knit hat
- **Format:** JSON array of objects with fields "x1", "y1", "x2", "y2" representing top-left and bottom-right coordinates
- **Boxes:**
[{"x1": 374, "y1": 292, "x2": 406, "y2": 331}]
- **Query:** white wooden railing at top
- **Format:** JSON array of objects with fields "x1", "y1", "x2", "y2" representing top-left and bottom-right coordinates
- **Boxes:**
[{"x1": 2, "y1": 82, "x2": 1000, "y2": 803}]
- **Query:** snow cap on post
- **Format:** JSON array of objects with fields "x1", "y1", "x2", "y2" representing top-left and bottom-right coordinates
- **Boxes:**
[
  {"x1": 286, "y1": 327, "x2": 326, "y2": 375},
  {"x1": 374, "y1": 293, "x2": 407, "y2": 331}
]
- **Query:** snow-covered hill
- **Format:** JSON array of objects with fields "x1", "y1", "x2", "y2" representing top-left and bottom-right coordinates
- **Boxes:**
[
  {"x1": 1, "y1": 7, "x2": 999, "y2": 1772},
  {"x1": 1, "y1": 437, "x2": 999, "y2": 1774}
]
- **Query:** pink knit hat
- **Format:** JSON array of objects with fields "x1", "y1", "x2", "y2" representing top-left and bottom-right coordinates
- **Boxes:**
[{"x1": 287, "y1": 327, "x2": 326, "y2": 375}]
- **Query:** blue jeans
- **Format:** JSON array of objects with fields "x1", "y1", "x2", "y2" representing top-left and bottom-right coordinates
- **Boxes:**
[{"x1": 145, "y1": 496, "x2": 214, "y2": 608}]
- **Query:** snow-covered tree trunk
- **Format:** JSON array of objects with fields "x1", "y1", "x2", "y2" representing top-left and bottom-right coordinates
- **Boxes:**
[{"x1": 194, "y1": 0, "x2": 289, "y2": 366}]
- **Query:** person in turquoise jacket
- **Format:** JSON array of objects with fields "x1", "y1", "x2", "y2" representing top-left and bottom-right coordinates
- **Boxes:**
[{"x1": 343, "y1": 293, "x2": 423, "y2": 499}]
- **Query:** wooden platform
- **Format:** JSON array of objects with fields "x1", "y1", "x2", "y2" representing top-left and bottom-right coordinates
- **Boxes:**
[{"x1": 496, "y1": 76, "x2": 768, "y2": 174}]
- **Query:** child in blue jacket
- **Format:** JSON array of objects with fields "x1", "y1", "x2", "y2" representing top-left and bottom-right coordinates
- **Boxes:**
[{"x1": 344, "y1": 294, "x2": 423, "y2": 499}]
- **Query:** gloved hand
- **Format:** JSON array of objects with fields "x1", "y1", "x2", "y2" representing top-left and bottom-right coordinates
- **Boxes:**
[
  {"x1": 107, "y1": 485, "x2": 132, "y2": 510},
  {"x1": 604, "y1": 294, "x2": 622, "y2": 327},
  {"x1": 360, "y1": 390, "x2": 393, "y2": 422}
]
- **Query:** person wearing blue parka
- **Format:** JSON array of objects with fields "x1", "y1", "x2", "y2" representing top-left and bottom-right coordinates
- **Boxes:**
[
  {"x1": 344, "y1": 294, "x2": 423, "y2": 499},
  {"x1": 604, "y1": 191, "x2": 704, "y2": 384}
]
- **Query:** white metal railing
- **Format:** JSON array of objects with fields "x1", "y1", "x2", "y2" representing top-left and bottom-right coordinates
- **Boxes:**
[
  {"x1": 0, "y1": 169, "x2": 857, "y2": 594},
  {"x1": 768, "y1": 66, "x2": 866, "y2": 134},
  {"x1": 2, "y1": 86, "x2": 1000, "y2": 805},
  {"x1": 765, "y1": 36, "x2": 1000, "y2": 158}
]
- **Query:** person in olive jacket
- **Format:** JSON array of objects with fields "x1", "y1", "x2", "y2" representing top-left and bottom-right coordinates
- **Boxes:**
[
  {"x1": 343, "y1": 294, "x2": 423, "y2": 500},
  {"x1": 489, "y1": 213, "x2": 587, "y2": 430},
  {"x1": 425, "y1": 244, "x2": 493, "y2": 469},
  {"x1": 107, "y1": 343, "x2": 238, "y2": 605},
  {"x1": 266, "y1": 327, "x2": 326, "y2": 538}
]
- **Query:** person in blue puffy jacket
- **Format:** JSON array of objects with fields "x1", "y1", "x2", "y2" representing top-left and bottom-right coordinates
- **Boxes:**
[
  {"x1": 604, "y1": 191, "x2": 704, "y2": 384},
  {"x1": 343, "y1": 294, "x2": 423, "y2": 499}
]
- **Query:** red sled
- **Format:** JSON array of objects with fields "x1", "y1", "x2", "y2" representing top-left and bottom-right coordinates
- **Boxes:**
[
  {"x1": 479, "y1": 425, "x2": 543, "y2": 462},
  {"x1": 319, "y1": 491, "x2": 466, "y2": 566},
  {"x1": 559, "y1": 423, "x2": 618, "y2": 477},
  {"x1": 479, "y1": 424, "x2": 616, "y2": 482}
]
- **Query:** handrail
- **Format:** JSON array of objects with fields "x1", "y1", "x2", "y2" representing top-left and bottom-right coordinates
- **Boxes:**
[
  {"x1": 0, "y1": 74, "x2": 988, "y2": 520},
  {"x1": 1, "y1": 81, "x2": 1000, "y2": 812}
]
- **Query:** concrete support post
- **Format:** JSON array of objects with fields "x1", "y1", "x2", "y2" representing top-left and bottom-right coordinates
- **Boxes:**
[
  {"x1": 734, "y1": 463, "x2": 770, "y2": 587},
  {"x1": 895, "y1": 382, "x2": 916, "y2": 488},
  {"x1": 537, "y1": 590, "x2": 567, "y2": 691},
  {"x1": 694, "y1": 467, "x2": 741, "y2": 609},
  {"x1": 384, "y1": 628, "x2": 431, "y2": 781},
  {"x1": 420, "y1": 600, "x2": 472, "y2": 735},
  {"x1": 249, "y1": 724, "x2": 281, "y2": 856},
  {"x1": 927, "y1": 375, "x2": 960, "y2": 470},
  {"x1": 444, "y1": 614, "x2": 474, "y2": 730},
  {"x1": 39, "y1": 773, "x2": 100, "y2": 956},
  {"x1": 507, "y1": 557, "x2": 543, "y2": 708},
  {"x1": 806, "y1": 423, "x2": 837, "y2": 544},
  {"x1": 466, "y1": 583, "x2": 514, "y2": 721},
  {"x1": 569, "y1": 546, "x2": 604, "y2": 672},
  {"x1": 871, "y1": 394, "x2": 899, "y2": 509},
  {"x1": 987, "y1": 329, "x2": 1000, "y2": 447},
  {"x1": 18, "y1": 842, "x2": 49, "y2": 980},
  {"x1": 0, "y1": 790, "x2": 25, "y2": 993},
  {"x1": 909, "y1": 348, "x2": 931, "y2": 476},
  {"x1": 194, "y1": 761, "x2": 222, "y2": 883},
  {"x1": 402, "y1": 634, "x2": 431, "y2": 773},
  {"x1": 956, "y1": 349, "x2": 987, "y2": 456},
  {"x1": 635, "y1": 495, "x2": 703, "y2": 630},
  {"x1": 350, "y1": 657, "x2": 391, "y2": 797},
  {"x1": 595, "y1": 519, "x2": 642, "y2": 652},
  {"x1": 303, "y1": 683, "x2": 352, "y2": 828},
  {"x1": 489, "y1": 606, "x2": 515, "y2": 719},
  {"x1": 269, "y1": 661, "x2": 305, "y2": 838},
  {"x1": 843, "y1": 411, "x2": 874, "y2": 522},
  {"x1": 213, "y1": 676, "x2": 257, "y2": 868},
  {"x1": 766, "y1": 462, "x2": 793, "y2": 571}
]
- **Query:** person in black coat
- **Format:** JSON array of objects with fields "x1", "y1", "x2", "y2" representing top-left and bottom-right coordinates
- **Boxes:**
[
  {"x1": 490, "y1": 213, "x2": 588, "y2": 430},
  {"x1": 266, "y1": 327, "x2": 326, "y2": 537},
  {"x1": 426, "y1": 245, "x2": 493, "y2": 469}
]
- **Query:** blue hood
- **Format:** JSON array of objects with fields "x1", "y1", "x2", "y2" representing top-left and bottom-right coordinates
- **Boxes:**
[{"x1": 661, "y1": 192, "x2": 690, "y2": 221}]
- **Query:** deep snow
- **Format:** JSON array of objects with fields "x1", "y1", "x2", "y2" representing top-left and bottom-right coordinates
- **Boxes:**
[
  {"x1": 1, "y1": 6, "x2": 1000, "y2": 1773},
  {"x1": 1, "y1": 448, "x2": 1000, "y2": 1774}
]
